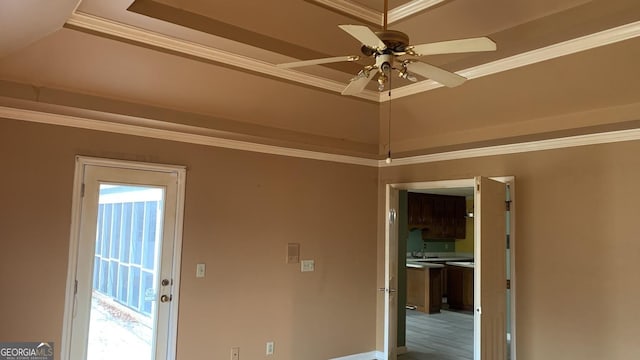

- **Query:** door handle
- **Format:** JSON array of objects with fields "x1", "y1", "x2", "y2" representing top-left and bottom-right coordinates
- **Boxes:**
[{"x1": 160, "y1": 294, "x2": 172, "y2": 303}]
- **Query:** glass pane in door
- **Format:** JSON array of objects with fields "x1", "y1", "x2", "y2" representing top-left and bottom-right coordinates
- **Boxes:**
[{"x1": 86, "y1": 184, "x2": 165, "y2": 360}]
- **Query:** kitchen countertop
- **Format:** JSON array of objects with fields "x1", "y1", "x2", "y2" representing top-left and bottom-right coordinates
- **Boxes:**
[
  {"x1": 406, "y1": 261, "x2": 445, "y2": 269},
  {"x1": 445, "y1": 261, "x2": 475, "y2": 269},
  {"x1": 409, "y1": 256, "x2": 474, "y2": 262}
]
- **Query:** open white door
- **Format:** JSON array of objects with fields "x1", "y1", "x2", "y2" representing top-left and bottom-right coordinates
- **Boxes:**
[
  {"x1": 383, "y1": 185, "x2": 399, "y2": 360},
  {"x1": 474, "y1": 177, "x2": 507, "y2": 360}
]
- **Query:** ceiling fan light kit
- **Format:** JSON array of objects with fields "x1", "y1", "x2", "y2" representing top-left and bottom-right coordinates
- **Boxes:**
[{"x1": 277, "y1": 3, "x2": 497, "y2": 96}]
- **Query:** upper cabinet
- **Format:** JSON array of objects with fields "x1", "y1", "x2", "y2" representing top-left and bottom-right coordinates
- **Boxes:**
[{"x1": 408, "y1": 193, "x2": 467, "y2": 240}]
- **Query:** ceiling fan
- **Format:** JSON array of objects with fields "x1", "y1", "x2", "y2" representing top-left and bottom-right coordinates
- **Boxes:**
[{"x1": 276, "y1": 0, "x2": 497, "y2": 96}]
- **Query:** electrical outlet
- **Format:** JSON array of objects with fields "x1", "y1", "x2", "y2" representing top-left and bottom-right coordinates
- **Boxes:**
[
  {"x1": 266, "y1": 341, "x2": 274, "y2": 355},
  {"x1": 231, "y1": 347, "x2": 239, "y2": 360},
  {"x1": 196, "y1": 263, "x2": 206, "y2": 278}
]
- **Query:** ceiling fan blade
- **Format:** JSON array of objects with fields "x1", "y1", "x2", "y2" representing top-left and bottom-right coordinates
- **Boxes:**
[
  {"x1": 341, "y1": 69, "x2": 377, "y2": 95},
  {"x1": 409, "y1": 37, "x2": 496, "y2": 56},
  {"x1": 405, "y1": 62, "x2": 467, "y2": 88},
  {"x1": 276, "y1": 55, "x2": 360, "y2": 69},
  {"x1": 339, "y1": 25, "x2": 387, "y2": 51}
]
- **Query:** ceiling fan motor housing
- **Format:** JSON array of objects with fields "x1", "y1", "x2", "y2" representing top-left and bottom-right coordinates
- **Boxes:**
[{"x1": 361, "y1": 30, "x2": 410, "y2": 56}]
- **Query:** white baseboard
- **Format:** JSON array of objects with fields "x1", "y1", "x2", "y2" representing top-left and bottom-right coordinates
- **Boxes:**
[{"x1": 329, "y1": 350, "x2": 385, "y2": 360}]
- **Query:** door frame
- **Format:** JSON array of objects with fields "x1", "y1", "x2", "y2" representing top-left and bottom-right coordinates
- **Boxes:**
[
  {"x1": 60, "y1": 156, "x2": 187, "y2": 360},
  {"x1": 383, "y1": 176, "x2": 517, "y2": 359}
]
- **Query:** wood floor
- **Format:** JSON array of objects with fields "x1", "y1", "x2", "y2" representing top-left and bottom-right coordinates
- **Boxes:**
[{"x1": 400, "y1": 309, "x2": 474, "y2": 360}]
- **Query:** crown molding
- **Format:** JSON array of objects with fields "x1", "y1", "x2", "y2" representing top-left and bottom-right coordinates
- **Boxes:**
[
  {"x1": 383, "y1": 20, "x2": 640, "y2": 101},
  {"x1": 65, "y1": 12, "x2": 381, "y2": 102},
  {"x1": 2, "y1": 105, "x2": 639, "y2": 169},
  {"x1": 308, "y1": 0, "x2": 445, "y2": 26},
  {"x1": 309, "y1": 0, "x2": 381, "y2": 25},
  {"x1": 378, "y1": 128, "x2": 640, "y2": 167},
  {"x1": 388, "y1": 0, "x2": 446, "y2": 24},
  {"x1": 0, "y1": 105, "x2": 379, "y2": 167}
]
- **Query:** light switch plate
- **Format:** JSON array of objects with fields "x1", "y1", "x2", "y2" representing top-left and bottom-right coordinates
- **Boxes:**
[
  {"x1": 196, "y1": 263, "x2": 206, "y2": 278},
  {"x1": 301, "y1": 260, "x2": 314, "y2": 272}
]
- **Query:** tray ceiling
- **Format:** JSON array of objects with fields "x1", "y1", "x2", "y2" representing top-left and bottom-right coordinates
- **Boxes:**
[
  {"x1": 1, "y1": 0, "x2": 640, "y2": 159},
  {"x1": 66, "y1": 0, "x2": 640, "y2": 101}
]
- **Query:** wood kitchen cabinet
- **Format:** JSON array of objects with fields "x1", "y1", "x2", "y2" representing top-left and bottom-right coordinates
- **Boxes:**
[
  {"x1": 408, "y1": 193, "x2": 466, "y2": 239},
  {"x1": 446, "y1": 265, "x2": 474, "y2": 311},
  {"x1": 406, "y1": 266, "x2": 442, "y2": 314}
]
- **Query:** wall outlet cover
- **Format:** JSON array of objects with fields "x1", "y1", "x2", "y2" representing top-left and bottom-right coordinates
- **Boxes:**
[{"x1": 196, "y1": 263, "x2": 206, "y2": 278}]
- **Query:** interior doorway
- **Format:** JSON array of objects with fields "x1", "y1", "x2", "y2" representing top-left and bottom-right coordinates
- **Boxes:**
[
  {"x1": 401, "y1": 186, "x2": 476, "y2": 360},
  {"x1": 383, "y1": 177, "x2": 516, "y2": 360}
]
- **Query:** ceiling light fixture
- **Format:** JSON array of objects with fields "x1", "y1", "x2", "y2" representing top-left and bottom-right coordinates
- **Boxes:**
[{"x1": 277, "y1": 0, "x2": 496, "y2": 96}]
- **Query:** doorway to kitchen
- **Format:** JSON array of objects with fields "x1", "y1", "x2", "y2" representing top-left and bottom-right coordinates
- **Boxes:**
[
  {"x1": 383, "y1": 177, "x2": 516, "y2": 360},
  {"x1": 61, "y1": 157, "x2": 186, "y2": 360},
  {"x1": 401, "y1": 186, "x2": 475, "y2": 360}
]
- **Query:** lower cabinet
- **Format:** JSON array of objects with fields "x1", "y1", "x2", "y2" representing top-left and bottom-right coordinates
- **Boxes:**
[
  {"x1": 446, "y1": 265, "x2": 474, "y2": 311},
  {"x1": 406, "y1": 266, "x2": 442, "y2": 314}
]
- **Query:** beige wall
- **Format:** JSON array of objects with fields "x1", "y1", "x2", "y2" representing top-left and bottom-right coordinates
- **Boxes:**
[
  {"x1": 377, "y1": 140, "x2": 640, "y2": 359},
  {"x1": 4, "y1": 118, "x2": 640, "y2": 360},
  {"x1": 0, "y1": 119, "x2": 378, "y2": 359}
]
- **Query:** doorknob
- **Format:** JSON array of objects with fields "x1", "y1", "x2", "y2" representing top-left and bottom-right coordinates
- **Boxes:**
[
  {"x1": 161, "y1": 279, "x2": 170, "y2": 286},
  {"x1": 160, "y1": 294, "x2": 172, "y2": 303}
]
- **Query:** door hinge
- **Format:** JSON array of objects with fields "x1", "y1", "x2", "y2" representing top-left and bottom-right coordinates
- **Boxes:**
[
  {"x1": 378, "y1": 287, "x2": 397, "y2": 293},
  {"x1": 80, "y1": 183, "x2": 85, "y2": 197},
  {"x1": 477, "y1": 184, "x2": 480, "y2": 191},
  {"x1": 74, "y1": 280, "x2": 78, "y2": 295},
  {"x1": 505, "y1": 200, "x2": 512, "y2": 211},
  {"x1": 388, "y1": 208, "x2": 397, "y2": 224},
  {"x1": 506, "y1": 279, "x2": 511, "y2": 290}
]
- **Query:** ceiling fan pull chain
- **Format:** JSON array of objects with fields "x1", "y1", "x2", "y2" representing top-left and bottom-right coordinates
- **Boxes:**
[{"x1": 386, "y1": 74, "x2": 392, "y2": 164}]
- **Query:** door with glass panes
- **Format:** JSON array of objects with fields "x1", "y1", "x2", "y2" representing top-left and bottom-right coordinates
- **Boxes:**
[{"x1": 63, "y1": 157, "x2": 185, "y2": 360}]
